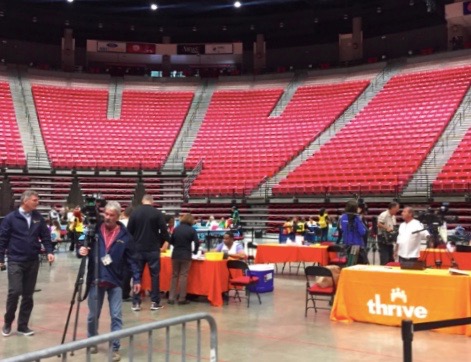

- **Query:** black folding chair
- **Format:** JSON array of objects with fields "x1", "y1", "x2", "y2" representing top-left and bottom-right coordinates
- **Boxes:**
[
  {"x1": 227, "y1": 260, "x2": 262, "y2": 308},
  {"x1": 304, "y1": 266, "x2": 337, "y2": 316}
]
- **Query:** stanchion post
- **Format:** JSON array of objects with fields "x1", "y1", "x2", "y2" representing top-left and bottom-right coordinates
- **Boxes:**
[{"x1": 401, "y1": 319, "x2": 413, "y2": 362}]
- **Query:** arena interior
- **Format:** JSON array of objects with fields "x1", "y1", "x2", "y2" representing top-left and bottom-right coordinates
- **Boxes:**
[{"x1": 1, "y1": 0, "x2": 471, "y2": 361}]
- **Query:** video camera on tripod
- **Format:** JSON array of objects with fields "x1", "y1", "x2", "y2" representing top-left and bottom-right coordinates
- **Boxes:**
[
  {"x1": 82, "y1": 193, "x2": 106, "y2": 244},
  {"x1": 60, "y1": 192, "x2": 105, "y2": 351},
  {"x1": 382, "y1": 225, "x2": 399, "y2": 245},
  {"x1": 416, "y1": 203, "x2": 458, "y2": 247}
]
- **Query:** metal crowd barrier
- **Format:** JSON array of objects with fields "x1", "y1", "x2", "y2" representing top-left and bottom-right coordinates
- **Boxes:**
[
  {"x1": 401, "y1": 317, "x2": 471, "y2": 362},
  {"x1": 3, "y1": 312, "x2": 218, "y2": 362}
]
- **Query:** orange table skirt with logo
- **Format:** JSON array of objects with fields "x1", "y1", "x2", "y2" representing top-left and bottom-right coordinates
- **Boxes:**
[
  {"x1": 330, "y1": 265, "x2": 471, "y2": 336},
  {"x1": 420, "y1": 249, "x2": 471, "y2": 270},
  {"x1": 254, "y1": 244, "x2": 329, "y2": 265},
  {"x1": 141, "y1": 257, "x2": 229, "y2": 307}
]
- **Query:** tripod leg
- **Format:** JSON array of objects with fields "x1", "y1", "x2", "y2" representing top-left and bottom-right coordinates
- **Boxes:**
[
  {"x1": 60, "y1": 257, "x2": 87, "y2": 347},
  {"x1": 70, "y1": 283, "x2": 83, "y2": 356},
  {"x1": 60, "y1": 281, "x2": 80, "y2": 345}
]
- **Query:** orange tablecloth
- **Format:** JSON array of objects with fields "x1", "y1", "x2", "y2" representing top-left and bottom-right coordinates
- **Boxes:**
[
  {"x1": 331, "y1": 265, "x2": 471, "y2": 336},
  {"x1": 254, "y1": 244, "x2": 329, "y2": 265},
  {"x1": 420, "y1": 249, "x2": 471, "y2": 270},
  {"x1": 141, "y1": 257, "x2": 229, "y2": 307}
]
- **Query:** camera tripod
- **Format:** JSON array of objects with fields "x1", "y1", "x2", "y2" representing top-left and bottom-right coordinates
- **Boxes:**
[
  {"x1": 60, "y1": 232, "x2": 99, "y2": 356},
  {"x1": 420, "y1": 229, "x2": 459, "y2": 269},
  {"x1": 60, "y1": 249, "x2": 88, "y2": 352},
  {"x1": 366, "y1": 235, "x2": 380, "y2": 265}
]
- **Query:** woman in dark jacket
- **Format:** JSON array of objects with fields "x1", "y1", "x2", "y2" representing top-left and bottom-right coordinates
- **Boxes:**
[{"x1": 168, "y1": 213, "x2": 199, "y2": 305}]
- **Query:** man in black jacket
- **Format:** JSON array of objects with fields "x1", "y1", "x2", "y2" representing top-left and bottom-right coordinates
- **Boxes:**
[
  {"x1": 0, "y1": 190, "x2": 55, "y2": 337},
  {"x1": 127, "y1": 194, "x2": 169, "y2": 311}
]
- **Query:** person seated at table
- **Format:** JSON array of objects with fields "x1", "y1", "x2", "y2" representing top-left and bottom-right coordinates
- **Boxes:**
[
  {"x1": 214, "y1": 231, "x2": 246, "y2": 260},
  {"x1": 296, "y1": 217, "x2": 305, "y2": 242},
  {"x1": 193, "y1": 217, "x2": 201, "y2": 229},
  {"x1": 219, "y1": 217, "x2": 226, "y2": 228},
  {"x1": 304, "y1": 217, "x2": 318, "y2": 243},
  {"x1": 208, "y1": 215, "x2": 220, "y2": 230},
  {"x1": 283, "y1": 217, "x2": 294, "y2": 241}
]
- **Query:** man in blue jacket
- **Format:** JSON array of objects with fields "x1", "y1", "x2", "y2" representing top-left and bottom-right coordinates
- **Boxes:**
[
  {"x1": 78, "y1": 200, "x2": 140, "y2": 362},
  {"x1": 0, "y1": 189, "x2": 55, "y2": 337}
]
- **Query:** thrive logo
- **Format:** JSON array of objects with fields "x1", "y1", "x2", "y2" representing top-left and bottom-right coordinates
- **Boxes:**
[{"x1": 366, "y1": 288, "x2": 428, "y2": 319}]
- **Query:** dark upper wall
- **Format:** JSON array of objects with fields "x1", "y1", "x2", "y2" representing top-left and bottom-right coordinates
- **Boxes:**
[{"x1": 0, "y1": 24, "x2": 449, "y2": 73}]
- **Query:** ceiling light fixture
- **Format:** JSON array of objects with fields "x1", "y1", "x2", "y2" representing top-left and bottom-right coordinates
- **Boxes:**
[
  {"x1": 234, "y1": 1, "x2": 241, "y2": 8},
  {"x1": 150, "y1": 3, "x2": 158, "y2": 11},
  {"x1": 67, "y1": 0, "x2": 74, "y2": 3}
]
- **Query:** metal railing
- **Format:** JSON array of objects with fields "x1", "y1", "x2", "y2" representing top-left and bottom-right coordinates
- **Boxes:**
[
  {"x1": 3, "y1": 312, "x2": 218, "y2": 362},
  {"x1": 183, "y1": 158, "x2": 204, "y2": 200}
]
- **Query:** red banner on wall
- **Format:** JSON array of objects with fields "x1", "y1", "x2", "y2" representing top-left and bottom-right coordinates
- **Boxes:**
[{"x1": 126, "y1": 43, "x2": 156, "y2": 54}]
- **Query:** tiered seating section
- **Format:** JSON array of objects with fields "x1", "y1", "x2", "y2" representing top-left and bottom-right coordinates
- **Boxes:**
[
  {"x1": 434, "y1": 129, "x2": 471, "y2": 193},
  {"x1": 186, "y1": 81, "x2": 369, "y2": 197},
  {"x1": 8, "y1": 175, "x2": 73, "y2": 211},
  {"x1": 79, "y1": 177, "x2": 138, "y2": 206},
  {"x1": 0, "y1": 82, "x2": 26, "y2": 167},
  {"x1": 141, "y1": 177, "x2": 161, "y2": 202},
  {"x1": 273, "y1": 66, "x2": 471, "y2": 196},
  {"x1": 32, "y1": 85, "x2": 193, "y2": 170}
]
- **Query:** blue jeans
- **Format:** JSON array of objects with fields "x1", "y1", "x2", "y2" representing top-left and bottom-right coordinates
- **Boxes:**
[
  {"x1": 87, "y1": 285, "x2": 122, "y2": 351},
  {"x1": 133, "y1": 251, "x2": 161, "y2": 304}
]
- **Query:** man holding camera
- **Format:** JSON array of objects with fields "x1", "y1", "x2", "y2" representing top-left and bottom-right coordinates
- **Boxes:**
[
  {"x1": 394, "y1": 207, "x2": 429, "y2": 262},
  {"x1": 78, "y1": 201, "x2": 140, "y2": 361},
  {"x1": 377, "y1": 202, "x2": 400, "y2": 265},
  {"x1": 0, "y1": 190, "x2": 55, "y2": 337},
  {"x1": 339, "y1": 199, "x2": 368, "y2": 265}
]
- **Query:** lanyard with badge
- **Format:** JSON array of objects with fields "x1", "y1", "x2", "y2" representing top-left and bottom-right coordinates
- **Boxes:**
[{"x1": 101, "y1": 226, "x2": 119, "y2": 266}]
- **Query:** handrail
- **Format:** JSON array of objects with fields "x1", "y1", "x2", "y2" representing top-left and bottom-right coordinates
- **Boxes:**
[
  {"x1": 183, "y1": 158, "x2": 204, "y2": 200},
  {"x1": 3, "y1": 312, "x2": 218, "y2": 362}
]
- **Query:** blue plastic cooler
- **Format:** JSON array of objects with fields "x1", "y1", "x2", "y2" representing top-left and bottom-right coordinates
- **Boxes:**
[{"x1": 248, "y1": 264, "x2": 275, "y2": 293}]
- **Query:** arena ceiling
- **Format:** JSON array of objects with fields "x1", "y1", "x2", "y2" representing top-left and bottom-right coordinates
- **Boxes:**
[{"x1": 0, "y1": 0, "x2": 453, "y2": 47}]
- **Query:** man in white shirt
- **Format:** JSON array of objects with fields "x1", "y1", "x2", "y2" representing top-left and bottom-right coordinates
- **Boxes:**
[{"x1": 394, "y1": 207, "x2": 429, "y2": 262}]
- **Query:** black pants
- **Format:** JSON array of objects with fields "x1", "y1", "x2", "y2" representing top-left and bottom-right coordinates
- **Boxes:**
[
  {"x1": 379, "y1": 243, "x2": 395, "y2": 265},
  {"x1": 4, "y1": 259, "x2": 40, "y2": 330},
  {"x1": 69, "y1": 231, "x2": 82, "y2": 252},
  {"x1": 121, "y1": 263, "x2": 132, "y2": 299},
  {"x1": 133, "y1": 251, "x2": 161, "y2": 304}
]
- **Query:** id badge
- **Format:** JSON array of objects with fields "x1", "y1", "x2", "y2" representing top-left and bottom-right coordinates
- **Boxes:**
[{"x1": 101, "y1": 254, "x2": 113, "y2": 266}]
